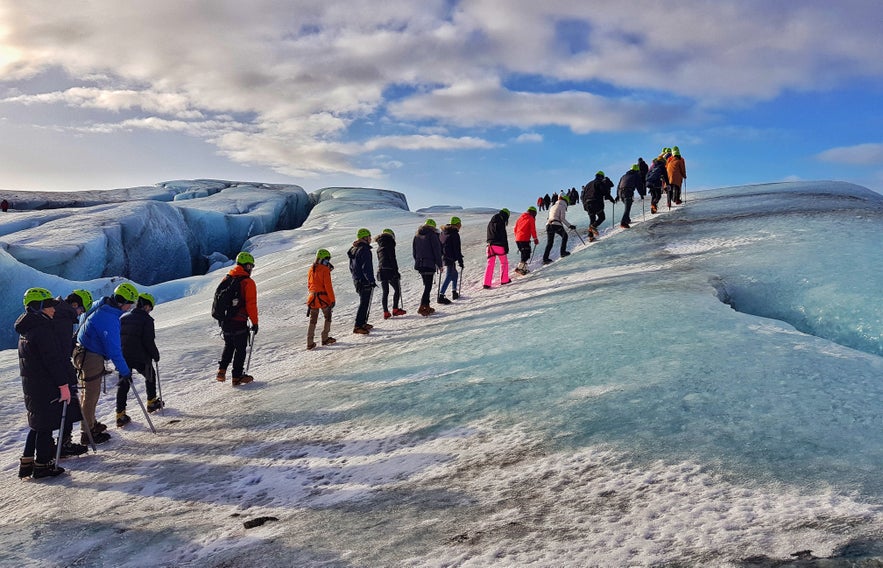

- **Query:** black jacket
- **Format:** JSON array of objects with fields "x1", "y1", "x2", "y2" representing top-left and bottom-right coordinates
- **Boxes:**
[
  {"x1": 120, "y1": 307, "x2": 160, "y2": 372},
  {"x1": 16, "y1": 309, "x2": 67, "y2": 431},
  {"x1": 374, "y1": 233, "x2": 401, "y2": 280},
  {"x1": 441, "y1": 225, "x2": 463, "y2": 265},
  {"x1": 348, "y1": 240, "x2": 376, "y2": 284},
  {"x1": 486, "y1": 211, "x2": 510, "y2": 253},
  {"x1": 617, "y1": 170, "x2": 646, "y2": 200},
  {"x1": 581, "y1": 175, "x2": 615, "y2": 208},
  {"x1": 412, "y1": 225, "x2": 442, "y2": 273}
]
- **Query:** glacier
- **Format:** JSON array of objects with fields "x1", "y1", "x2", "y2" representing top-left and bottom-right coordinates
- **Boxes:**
[{"x1": 0, "y1": 180, "x2": 881, "y2": 567}]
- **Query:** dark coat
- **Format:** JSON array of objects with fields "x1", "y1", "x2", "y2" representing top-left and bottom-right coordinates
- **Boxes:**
[
  {"x1": 16, "y1": 310, "x2": 68, "y2": 431},
  {"x1": 347, "y1": 240, "x2": 376, "y2": 284},
  {"x1": 486, "y1": 211, "x2": 510, "y2": 253},
  {"x1": 638, "y1": 158, "x2": 649, "y2": 189},
  {"x1": 441, "y1": 225, "x2": 463, "y2": 265},
  {"x1": 374, "y1": 233, "x2": 400, "y2": 281},
  {"x1": 120, "y1": 307, "x2": 160, "y2": 373},
  {"x1": 581, "y1": 175, "x2": 615, "y2": 207},
  {"x1": 50, "y1": 299, "x2": 83, "y2": 423},
  {"x1": 617, "y1": 170, "x2": 645, "y2": 201},
  {"x1": 646, "y1": 158, "x2": 669, "y2": 189},
  {"x1": 412, "y1": 225, "x2": 442, "y2": 273}
]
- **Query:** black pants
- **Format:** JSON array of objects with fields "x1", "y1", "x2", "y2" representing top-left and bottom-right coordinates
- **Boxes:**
[
  {"x1": 23, "y1": 429, "x2": 55, "y2": 463},
  {"x1": 354, "y1": 282, "x2": 373, "y2": 327},
  {"x1": 516, "y1": 241, "x2": 532, "y2": 262},
  {"x1": 219, "y1": 328, "x2": 249, "y2": 377},
  {"x1": 419, "y1": 271, "x2": 434, "y2": 306},
  {"x1": 380, "y1": 277, "x2": 401, "y2": 312},
  {"x1": 670, "y1": 184, "x2": 681, "y2": 203},
  {"x1": 586, "y1": 203, "x2": 606, "y2": 230},
  {"x1": 116, "y1": 364, "x2": 157, "y2": 413},
  {"x1": 543, "y1": 224, "x2": 568, "y2": 260},
  {"x1": 620, "y1": 197, "x2": 634, "y2": 226}
]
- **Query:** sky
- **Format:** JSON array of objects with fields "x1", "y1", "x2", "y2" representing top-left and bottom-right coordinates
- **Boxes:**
[{"x1": 1, "y1": 0, "x2": 883, "y2": 209}]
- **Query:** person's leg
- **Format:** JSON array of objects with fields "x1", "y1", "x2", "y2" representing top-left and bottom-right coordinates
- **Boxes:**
[
  {"x1": 498, "y1": 249, "x2": 510, "y2": 283},
  {"x1": 142, "y1": 364, "x2": 157, "y2": 401},
  {"x1": 421, "y1": 272, "x2": 433, "y2": 306},
  {"x1": 440, "y1": 264, "x2": 454, "y2": 295},
  {"x1": 380, "y1": 280, "x2": 391, "y2": 312},
  {"x1": 543, "y1": 226, "x2": 556, "y2": 261},
  {"x1": 321, "y1": 307, "x2": 333, "y2": 341},
  {"x1": 230, "y1": 332, "x2": 249, "y2": 378},
  {"x1": 115, "y1": 372, "x2": 130, "y2": 414},
  {"x1": 307, "y1": 307, "x2": 319, "y2": 346},
  {"x1": 558, "y1": 226, "x2": 569, "y2": 255},
  {"x1": 483, "y1": 252, "x2": 496, "y2": 286},
  {"x1": 391, "y1": 277, "x2": 402, "y2": 310},
  {"x1": 355, "y1": 284, "x2": 370, "y2": 328},
  {"x1": 80, "y1": 378, "x2": 101, "y2": 432}
]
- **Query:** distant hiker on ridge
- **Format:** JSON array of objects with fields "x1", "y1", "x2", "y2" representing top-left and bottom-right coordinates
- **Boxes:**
[
  {"x1": 646, "y1": 154, "x2": 669, "y2": 214},
  {"x1": 543, "y1": 195, "x2": 575, "y2": 265},
  {"x1": 667, "y1": 146, "x2": 687, "y2": 205}
]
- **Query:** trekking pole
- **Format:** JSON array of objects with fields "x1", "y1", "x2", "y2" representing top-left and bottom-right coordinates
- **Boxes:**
[
  {"x1": 127, "y1": 376, "x2": 157, "y2": 434},
  {"x1": 246, "y1": 329, "x2": 255, "y2": 373},
  {"x1": 367, "y1": 285, "x2": 375, "y2": 322},
  {"x1": 54, "y1": 399, "x2": 69, "y2": 465},
  {"x1": 569, "y1": 224, "x2": 586, "y2": 246},
  {"x1": 155, "y1": 361, "x2": 164, "y2": 416},
  {"x1": 642, "y1": 197, "x2": 645, "y2": 221},
  {"x1": 683, "y1": 179, "x2": 687, "y2": 204},
  {"x1": 529, "y1": 243, "x2": 536, "y2": 264}
]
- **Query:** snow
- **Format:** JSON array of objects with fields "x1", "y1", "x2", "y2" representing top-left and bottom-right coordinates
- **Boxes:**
[{"x1": 1, "y1": 180, "x2": 882, "y2": 566}]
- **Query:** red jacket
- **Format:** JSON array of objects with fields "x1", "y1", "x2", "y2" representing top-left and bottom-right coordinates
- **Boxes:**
[
  {"x1": 307, "y1": 261, "x2": 335, "y2": 308},
  {"x1": 514, "y1": 211, "x2": 538, "y2": 242},
  {"x1": 227, "y1": 264, "x2": 258, "y2": 326}
]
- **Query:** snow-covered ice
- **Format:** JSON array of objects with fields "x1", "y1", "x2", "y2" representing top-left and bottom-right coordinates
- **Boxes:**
[{"x1": 0, "y1": 180, "x2": 881, "y2": 567}]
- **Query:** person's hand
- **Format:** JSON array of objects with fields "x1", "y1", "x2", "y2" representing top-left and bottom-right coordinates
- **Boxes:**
[
  {"x1": 329, "y1": 302, "x2": 335, "y2": 309},
  {"x1": 120, "y1": 373, "x2": 132, "y2": 386},
  {"x1": 58, "y1": 383, "x2": 71, "y2": 403},
  {"x1": 251, "y1": 324, "x2": 259, "y2": 335},
  {"x1": 458, "y1": 260, "x2": 464, "y2": 269},
  {"x1": 533, "y1": 238, "x2": 539, "y2": 245},
  {"x1": 569, "y1": 225, "x2": 576, "y2": 230},
  {"x1": 371, "y1": 282, "x2": 377, "y2": 288}
]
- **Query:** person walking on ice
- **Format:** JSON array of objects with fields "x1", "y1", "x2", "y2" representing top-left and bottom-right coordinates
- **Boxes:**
[
  {"x1": 412, "y1": 219, "x2": 443, "y2": 316},
  {"x1": 306, "y1": 248, "x2": 336, "y2": 349},
  {"x1": 375, "y1": 229, "x2": 406, "y2": 319},
  {"x1": 348, "y1": 228, "x2": 376, "y2": 334},
  {"x1": 116, "y1": 292, "x2": 163, "y2": 427},
  {"x1": 617, "y1": 164, "x2": 645, "y2": 229},
  {"x1": 214, "y1": 252, "x2": 259, "y2": 386},
  {"x1": 484, "y1": 208, "x2": 511, "y2": 288},
  {"x1": 581, "y1": 171, "x2": 615, "y2": 242},
  {"x1": 543, "y1": 195, "x2": 576, "y2": 265},
  {"x1": 514, "y1": 206, "x2": 539, "y2": 275},
  {"x1": 438, "y1": 217, "x2": 464, "y2": 304}
]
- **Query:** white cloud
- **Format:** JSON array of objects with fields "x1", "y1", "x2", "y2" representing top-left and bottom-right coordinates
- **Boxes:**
[
  {"x1": 816, "y1": 143, "x2": 883, "y2": 165},
  {"x1": 515, "y1": 133, "x2": 543, "y2": 143},
  {"x1": 363, "y1": 134, "x2": 496, "y2": 151}
]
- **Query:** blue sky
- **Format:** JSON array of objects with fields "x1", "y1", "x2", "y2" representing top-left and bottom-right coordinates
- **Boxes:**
[{"x1": 1, "y1": 0, "x2": 882, "y2": 209}]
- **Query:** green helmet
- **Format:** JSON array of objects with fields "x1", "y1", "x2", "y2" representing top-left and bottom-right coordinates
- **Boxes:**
[
  {"x1": 235, "y1": 251, "x2": 255, "y2": 265},
  {"x1": 501, "y1": 208, "x2": 510, "y2": 216},
  {"x1": 596, "y1": 170, "x2": 605, "y2": 177},
  {"x1": 382, "y1": 228, "x2": 395, "y2": 237},
  {"x1": 138, "y1": 292, "x2": 156, "y2": 308},
  {"x1": 559, "y1": 195, "x2": 570, "y2": 204},
  {"x1": 114, "y1": 282, "x2": 139, "y2": 303},
  {"x1": 316, "y1": 248, "x2": 331, "y2": 260},
  {"x1": 425, "y1": 219, "x2": 437, "y2": 228},
  {"x1": 528, "y1": 206, "x2": 537, "y2": 213},
  {"x1": 673, "y1": 148, "x2": 681, "y2": 156},
  {"x1": 450, "y1": 216, "x2": 461, "y2": 226},
  {"x1": 631, "y1": 164, "x2": 639, "y2": 171},
  {"x1": 71, "y1": 289, "x2": 93, "y2": 311},
  {"x1": 356, "y1": 228, "x2": 371, "y2": 239},
  {"x1": 23, "y1": 287, "x2": 53, "y2": 307}
]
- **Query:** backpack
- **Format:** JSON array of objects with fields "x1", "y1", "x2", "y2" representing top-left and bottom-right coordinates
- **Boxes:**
[{"x1": 211, "y1": 276, "x2": 244, "y2": 324}]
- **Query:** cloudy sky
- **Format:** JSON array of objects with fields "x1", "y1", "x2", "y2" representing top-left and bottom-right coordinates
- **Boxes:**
[{"x1": 1, "y1": 0, "x2": 882, "y2": 208}]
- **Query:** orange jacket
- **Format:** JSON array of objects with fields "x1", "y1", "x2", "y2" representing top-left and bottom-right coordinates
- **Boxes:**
[
  {"x1": 307, "y1": 261, "x2": 335, "y2": 308},
  {"x1": 513, "y1": 211, "x2": 538, "y2": 242},
  {"x1": 227, "y1": 264, "x2": 258, "y2": 326},
  {"x1": 666, "y1": 156, "x2": 687, "y2": 186}
]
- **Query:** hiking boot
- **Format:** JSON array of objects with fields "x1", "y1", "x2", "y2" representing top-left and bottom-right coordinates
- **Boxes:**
[
  {"x1": 417, "y1": 305, "x2": 431, "y2": 317},
  {"x1": 353, "y1": 326, "x2": 369, "y2": 335},
  {"x1": 307, "y1": 342, "x2": 317, "y2": 350},
  {"x1": 116, "y1": 412, "x2": 132, "y2": 428},
  {"x1": 620, "y1": 223, "x2": 630, "y2": 229},
  {"x1": 588, "y1": 233, "x2": 596, "y2": 242},
  {"x1": 59, "y1": 441, "x2": 88, "y2": 458},
  {"x1": 32, "y1": 461, "x2": 65, "y2": 479},
  {"x1": 650, "y1": 204, "x2": 658, "y2": 214},
  {"x1": 483, "y1": 284, "x2": 492, "y2": 289},
  {"x1": 543, "y1": 258, "x2": 553, "y2": 265},
  {"x1": 437, "y1": 295, "x2": 452, "y2": 305},
  {"x1": 428, "y1": 306, "x2": 436, "y2": 314},
  {"x1": 501, "y1": 280, "x2": 511, "y2": 285},
  {"x1": 392, "y1": 308, "x2": 407, "y2": 316},
  {"x1": 232, "y1": 374, "x2": 254, "y2": 386},
  {"x1": 560, "y1": 251, "x2": 571, "y2": 257},
  {"x1": 451, "y1": 291, "x2": 459, "y2": 300},
  {"x1": 18, "y1": 457, "x2": 34, "y2": 479},
  {"x1": 590, "y1": 226, "x2": 599, "y2": 236},
  {"x1": 93, "y1": 422, "x2": 108, "y2": 433},
  {"x1": 383, "y1": 311, "x2": 392, "y2": 319},
  {"x1": 363, "y1": 323, "x2": 374, "y2": 330},
  {"x1": 675, "y1": 199, "x2": 682, "y2": 205},
  {"x1": 81, "y1": 430, "x2": 111, "y2": 445},
  {"x1": 322, "y1": 337, "x2": 337, "y2": 346},
  {"x1": 216, "y1": 369, "x2": 226, "y2": 382},
  {"x1": 147, "y1": 398, "x2": 164, "y2": 413}
]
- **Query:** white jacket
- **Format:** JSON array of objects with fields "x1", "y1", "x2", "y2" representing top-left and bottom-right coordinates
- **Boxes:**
[{"x1": 547, "y1": 199, "x2": 571, "y2": 227}]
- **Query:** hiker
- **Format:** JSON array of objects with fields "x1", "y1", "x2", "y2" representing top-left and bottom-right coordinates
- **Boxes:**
[
  {"x1": 514, "y1": 206, "x2": 539, "y2": 275},
  {"x1": 667, "y1": 146, "x2": 687, "y2": 205},
  {"x1": 646, "y1": 155, "x2": 669, "y2": 214},
  {"x1": 568, "y1": 187, "x2": 579, "y2": 207},
  {"x1": 638, "y1": 157, "x2": 649, "y2": 192},
  {"x1": 413, "y1": 219, "x2": 443, "y2": 316},
  {"x1": 49, "y1": 290, "x2": 93, "y2": 457},
  {"x1": 617, "y1": 164, "x2": 645, "y2": 229},
  {"x1": 214, "y1": 252, "x2": 259, "y2": 386},
  {"x1": 543, "y1": 195, "x2": 576, "y2": 265},
  {"x1": 16, "y1": 288, "x2": 69, "y2": 479},
  {"x1": 438, "y1": 217, "x2": 464, "y2": 304},
  {"x1": 348, "y1": 228, "x2": 376, "y2": 334},
  {"x1": 74, "y1": 282, "x2": 138, "y2": 444},
  {"x1": 536, "y1": 196, "x2": 544, "y2": 212},
  {"x1": 306, "y1": 248, "x2": 336, "y2": 349},
  {"x1": 543, "y1": 193, "x2": 551, "y2": 210},
  {"x1": 484, "y1": 208, "x2": 511, "y2": 288},
  {"x1": 116, "y1": 293, "x2": 162, "y2": 427},
  {"x1": 581, "y1": 171, "x2": 615, "y2": 242},
  {"x1": 375, "y1": 229, "x2": 406, "y2": 319},
  {"x1": 1, "y1": 199, "x2": 8, "y2": 212}
]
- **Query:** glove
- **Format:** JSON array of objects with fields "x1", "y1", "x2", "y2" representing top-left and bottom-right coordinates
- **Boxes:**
[
  {"x1": 533, "y1": 238, "x2": 539, "y2": 245},
  {"x1": 458, "y1": 260, "x2": 464, "y2": 269},
  {"x1": 569, "y1": 225, "x2": 576, "y2": 230},
  {"x1": 251, "y1": 324, "x2": 259, "y2": 335},
  {"x1": 58, "y1": 383, "x2": 71, "y2": 403},
  {"x1": 329, "y1": 302, "x2": 335, "y2": 309},
  {"x1": 371, "y1": 282, "x2": 377, "y2": 288},
  {"x1": 120, "y1": 373, "x2": 132, "y2": 386}
]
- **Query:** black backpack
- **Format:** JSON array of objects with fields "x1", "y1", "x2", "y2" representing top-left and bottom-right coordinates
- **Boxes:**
[{"x1": 211, "y1": 276, "x2": 244, "y2": 324}]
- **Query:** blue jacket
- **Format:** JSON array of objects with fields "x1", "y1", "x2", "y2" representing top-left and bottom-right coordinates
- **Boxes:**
[{"x1": 76, "y1": 297, "x2": 131, "y2": 376}]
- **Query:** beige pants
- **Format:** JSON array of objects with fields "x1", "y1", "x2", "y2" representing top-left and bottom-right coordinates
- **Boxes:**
[
  {"x1": 75, "y1": 349, "x2": 106, "y2": 432},
  {"x1": 307, "y1": 307, "x2": 332, "y2": 345}
]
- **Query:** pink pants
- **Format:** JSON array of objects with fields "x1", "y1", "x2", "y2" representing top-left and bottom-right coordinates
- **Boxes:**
[{"x1": 484, "y1": 245, "x2": 510, "y2": 286}]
